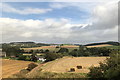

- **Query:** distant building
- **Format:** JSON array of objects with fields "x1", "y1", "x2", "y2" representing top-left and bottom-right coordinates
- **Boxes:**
[{"x1": 38, "y1": 58, "x2": 46, "y2": 62}]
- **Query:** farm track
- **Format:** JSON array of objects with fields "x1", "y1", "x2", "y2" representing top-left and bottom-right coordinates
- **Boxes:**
[{"x1": 1, "y1": 59, "x2": 32, "y2": 78}]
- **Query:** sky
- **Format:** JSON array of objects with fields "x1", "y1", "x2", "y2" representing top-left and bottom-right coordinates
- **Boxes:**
[{"x1": 0, "y1": 1, "x2": 119, "y2": 44}]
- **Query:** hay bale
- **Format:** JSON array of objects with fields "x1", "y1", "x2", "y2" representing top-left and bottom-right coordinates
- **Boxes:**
[
  {"x1": 76, "y1": 65, "x2": 82, "y2": 69},
  {"x1": 70, "y1": 68, "x2": 75, "y2": 72}
]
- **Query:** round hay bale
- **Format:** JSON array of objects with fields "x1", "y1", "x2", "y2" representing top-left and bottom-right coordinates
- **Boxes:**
[
  {"x1": 70, "y1": 68, "x2": 75, "y2": 72},
  {"x1": 76, "y1": 65, "x2": 82, "y2": 69}
]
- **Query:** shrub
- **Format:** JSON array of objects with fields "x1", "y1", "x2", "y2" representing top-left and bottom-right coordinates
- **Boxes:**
[
  {"x1": 19, "y1": 69, "x2": 29, "y2": 74},
  {"x1": 88, "y1": 66, "x2": 103, "y2": 78},
  {"x1": 17, "y1": 55, "x2": 26, "y2": 60},
  {"x1": 25, "y1": 56, "x2": 31, "y2": 61},
  {"x1": 27, "y1": 63, "x2": 38, "y2": 71}
]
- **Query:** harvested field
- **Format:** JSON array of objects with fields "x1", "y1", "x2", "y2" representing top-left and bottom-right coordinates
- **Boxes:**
[
  {"x1": 86, "y1": 44, "x2": 112, "y2": 48},
  {"x1": 40, "y1": 57, "x2": 107, "y2": 73},
  {"x1": 21, "y1": 45, "x2": 79, "y2": 52},
  {"x1": 1, "y1": 59, "x2": 33, "y2": 78}
]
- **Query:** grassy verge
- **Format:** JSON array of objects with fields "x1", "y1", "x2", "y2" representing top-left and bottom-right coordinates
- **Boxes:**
[{"x1": 11, "y1": 71, "x2": 88, "y2": 78}]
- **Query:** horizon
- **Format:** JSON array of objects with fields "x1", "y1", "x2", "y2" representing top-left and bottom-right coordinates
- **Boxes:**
[
  {"x1": 0, "y1": 1, "x2": 118, "y2": 44},
  {"x1": 1, "y1": 40, "x2": 119, "y2": 45}
]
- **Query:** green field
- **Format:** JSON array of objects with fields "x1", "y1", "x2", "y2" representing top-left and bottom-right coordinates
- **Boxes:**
[{"x1": 103, "y1": 45, "x2": 120, "y2": 49}]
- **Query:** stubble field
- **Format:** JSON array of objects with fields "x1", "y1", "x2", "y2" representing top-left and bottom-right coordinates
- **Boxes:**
[
  {"x1": 1, "y1": 59, "x2": 32, "y2": 78},
  {"x1": 39, "y1": 57, "x2": 107, "y2": 73}
]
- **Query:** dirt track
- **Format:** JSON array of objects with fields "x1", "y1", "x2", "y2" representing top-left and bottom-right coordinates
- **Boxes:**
[{"x1": 1, "y1": 59, "x2": 32, "y2": 78}]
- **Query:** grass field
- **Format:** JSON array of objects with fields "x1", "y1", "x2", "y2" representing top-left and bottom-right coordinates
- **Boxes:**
[
  {"x1": 1, "y1": 59, "x2": 33, "y2": 78},
  {"x1": 104, "y1": 45, "x2": 120, "y2": 49}
]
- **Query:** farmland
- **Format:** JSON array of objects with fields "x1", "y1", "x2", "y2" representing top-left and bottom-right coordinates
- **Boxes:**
[
  {"x1": 21, "y1": 45, "x2": 79, "y2": 52},
  {"x1": 1, "y1": 41, "x2": 119, "y2": 78},
  {"x1": 86, "y1": 44, "x2": 113, "y2": 48},
  {"x1": 1, "y1": 59, "x2": 32, "y2": 78},
  {"x1": 10, "y1": 56, "x2": 107, "y2": 78},
  {"x1": 29, "y1": 57, "x2": 107, "y2": 74}
]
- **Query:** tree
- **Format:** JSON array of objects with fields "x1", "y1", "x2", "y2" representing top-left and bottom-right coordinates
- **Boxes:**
[
  {"x1": 31, "y1": 54, "x2": 37, "y2": 62},
  {"x1": 69, "y1": 50, "x2": 79, "y2": 57},
  {"x1": 2, "y1": 45, "x2": 22, "y2": 57},
  {"x1": 29, "y1": 50, "x2": 34, "y2": 54},
  {"x1": 57, "y1": 48, "x2": 69, "y2": 53},
  {"x1": 88, "y1": 53, "x2": 120, "y2": 79},
  {"x1": 40, "y1": 49, "x2": 44, "y2": 53},
  {"x1": 44, "y1": 53, "x2": 63, "y2": 62},
  {"x1": 45, "y1": 49, "x2": 49, "y2": 53},
  {"x1": 35, "y1": 49, "x2": 39, "y2": 53}
]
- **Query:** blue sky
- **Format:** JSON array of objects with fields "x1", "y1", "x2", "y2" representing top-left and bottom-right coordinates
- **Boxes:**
[
  {"x1": 0, "y1": 2, "x2": 118, "y2": 44},
  {"x1": 2, "y1": 2, "x2": 95, "y2": 24}
]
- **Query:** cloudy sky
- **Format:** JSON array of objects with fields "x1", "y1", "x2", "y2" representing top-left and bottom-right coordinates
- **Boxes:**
[{"x1": 0, "y1": 1, "x2": 118, "y2": 44}]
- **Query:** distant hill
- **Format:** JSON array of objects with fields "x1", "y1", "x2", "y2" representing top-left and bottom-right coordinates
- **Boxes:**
[
  {"x1": 85, "y1": 41, "x2": 120, "y2": 46},
  {"x1": 2, "y1": 42, "x2": 50, "y2": 48},
  {"x1": 10, "y1": 42, "x2": 35, "y2": 44}
]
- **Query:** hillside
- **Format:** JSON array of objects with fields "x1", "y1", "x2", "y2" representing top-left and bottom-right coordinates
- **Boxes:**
[
  {"x1": 30, "y1": 57, "x2": 107, "y2": 73},
  {"x1": 86, "y1": 44, "x2": 113, "y2": 48},
  {"x1": 1, "y1": 42, "x2": 50, "y2": 48},
  {"x1": 85, "y1": 41, "x2": 120, "y2": 46}
]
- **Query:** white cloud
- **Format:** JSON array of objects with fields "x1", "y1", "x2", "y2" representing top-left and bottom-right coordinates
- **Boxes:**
[
  {"x1": 0, "y1": 2, "x2": 118, "y2": 44},
  {"x1": 90, "y1": 2, "x2": 118, "y2": 30},
  {"x1": 20, "y1": 32, "x2": 33, "y2": 38},
  {"x1": 2, "y1": 3, "x2": 52, "y2": 15},
  {"x1": 0, "y1": 17, "x2": 88, "y2": 43}
]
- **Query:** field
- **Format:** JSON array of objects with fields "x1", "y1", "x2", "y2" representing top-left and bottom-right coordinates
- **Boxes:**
[
  {"x1": 86, "y1": 44, "x2": 113, "y2": 48},
  {"x1": 1, "y1": 59, "x2": 32, "y2": 78},
  {"x1": 22, "y1": 44, "x2": 117, "y2": 53},
  {"x1": 33, "y1": 57, "x2": 107, "y2": 73},
  {"x1": 21, "y1": 45, "x2": 79, "y2": 52},
  {"x1": 1, "y1": 57, "x2": 108, "y2": 78}
]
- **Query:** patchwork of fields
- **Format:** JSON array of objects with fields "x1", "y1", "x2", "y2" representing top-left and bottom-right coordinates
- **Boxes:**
[
  {"x1": 1, "y1": 44, "x2": 118, "y2": 78},
  {"x1": 22, "y1": 45, "x2": 79, "y2": 52},
  {"x1": 1, "y1": 57, "x2": 107, "y2": 78},
  {"x1": 21, "y1": 44, "x2": 116, "y2": 53}
]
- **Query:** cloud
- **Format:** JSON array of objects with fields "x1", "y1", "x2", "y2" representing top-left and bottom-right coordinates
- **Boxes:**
[
  {"x1": 0, "y1": 2, "x2": 118, "y2": 44},
  {"x1": 49, "y1": 2, "x2": 97, "y2": 12},
  {"x1": 90, "y1": 2, "x2": 118, "y2": 30},
  {"x1": 0, "y1": 17, "x2": 88, "y2": 43},
  {"x1": 1, "y1": 3, "x2": 52, "y2": 15}
]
